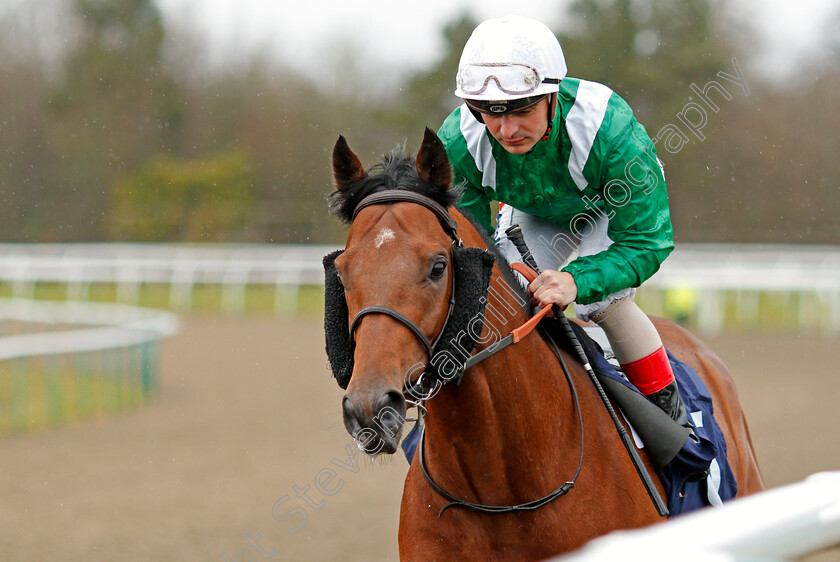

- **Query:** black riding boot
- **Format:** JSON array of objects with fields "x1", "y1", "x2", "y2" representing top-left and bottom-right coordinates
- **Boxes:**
[
  {"x1": 648, "y1": 380, "x2": 686, "y2": 423},
  {"x1": 648, "y1": 380, "x2": 699, "y2": 443}
]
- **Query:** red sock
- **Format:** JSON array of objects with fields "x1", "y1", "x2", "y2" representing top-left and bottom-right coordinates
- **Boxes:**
[{"x1": 620, "y1": 346, "x2": 674, "y2": 395}]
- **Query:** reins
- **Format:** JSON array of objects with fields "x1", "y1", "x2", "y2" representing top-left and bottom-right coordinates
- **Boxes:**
[
  {"x1": 418, "y1": 327, "x2": 584, "y2": 517},
  {"x1": 416, "y1": 242, "x2": 584, "y2": 516},
  {"x1": 505, "y1": 224, "x2": 669, "y2": 517}
]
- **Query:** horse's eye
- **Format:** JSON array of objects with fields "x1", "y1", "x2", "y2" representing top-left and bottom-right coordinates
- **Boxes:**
[{"x1": 430, "y1": 260, "x2": 447, "y2": 280}]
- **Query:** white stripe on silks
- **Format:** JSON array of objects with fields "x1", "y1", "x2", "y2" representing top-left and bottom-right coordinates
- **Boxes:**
[
  {"x1": 459, "y1": 104, "x2": 497, "y2": 190},
  {"x1": 565, "y1": 80, "x2": 613, "y2": 191},
  {"x1": 494, "y1": 203, "x2": 513, "y2": 245},
  {"x1": 707, "y1": 458, "x2": 724, "y2": 507}
]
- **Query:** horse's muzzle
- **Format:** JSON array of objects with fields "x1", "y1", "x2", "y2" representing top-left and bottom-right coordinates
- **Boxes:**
[{"x1": 342, "y1": 388, "x2": 407, "y2": 455}]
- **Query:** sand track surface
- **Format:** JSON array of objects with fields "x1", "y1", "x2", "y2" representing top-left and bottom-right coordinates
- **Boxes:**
[{"x1": 0, "y1": 315, "x2": 836, "y2": 560}]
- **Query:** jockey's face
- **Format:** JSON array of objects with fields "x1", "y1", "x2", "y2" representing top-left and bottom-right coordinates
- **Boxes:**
[{"x1": 482, "y1": 97, "x2": 549, "y2": 155}]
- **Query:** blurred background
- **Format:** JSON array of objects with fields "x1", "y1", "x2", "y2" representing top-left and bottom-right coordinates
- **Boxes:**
[
  {"x1": 0, "y1": 0, "x2": 838, "y2": 245},
  {"x1": 0, "y1": 0, "x2": 838, "y2": 560}
]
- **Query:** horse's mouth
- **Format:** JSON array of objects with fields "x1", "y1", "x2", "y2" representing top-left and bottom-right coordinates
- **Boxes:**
[
  {"x1": 352, "y1": 427, "x2": 403, "y2": 456},
  {"x1": 343, "y1": 390, "x2": 407, "y2": 456}
]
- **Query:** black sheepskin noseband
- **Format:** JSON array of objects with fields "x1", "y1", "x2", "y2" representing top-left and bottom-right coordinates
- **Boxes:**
[{"x1": 323, "y1": 246, "x2": 495, "y2": 391}]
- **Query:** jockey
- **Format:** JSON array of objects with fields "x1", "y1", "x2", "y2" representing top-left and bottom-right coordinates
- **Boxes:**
[{"x1": 437, "y1": 15, "x2": 691, "y2": 428}]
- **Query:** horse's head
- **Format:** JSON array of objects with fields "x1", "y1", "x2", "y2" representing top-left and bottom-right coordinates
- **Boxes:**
[{"x1": 324, "y1": 129, "x2": 493, "y2": 456}]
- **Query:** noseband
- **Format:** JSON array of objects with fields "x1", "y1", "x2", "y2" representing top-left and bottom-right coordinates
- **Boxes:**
[{"x1": 348, "y1": 267, "x2": 456, "y2": 365}]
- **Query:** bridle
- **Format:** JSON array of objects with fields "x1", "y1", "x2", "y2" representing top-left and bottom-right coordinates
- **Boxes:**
[
  {"x1": 348, "y1": 190, "x2": 460, "y2": 398},
  {"x1": 346, "y1": 189, "x2": 585, "y2": 517}
]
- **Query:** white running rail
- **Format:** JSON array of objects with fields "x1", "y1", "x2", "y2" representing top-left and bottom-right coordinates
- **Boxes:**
[
  {"x1": 0, "y1": 298, "x2": 179, "y2": 433},
  {"x1": 0, "y1": 243, "x2": 838, "y2": 332},
  {"x1": 556, "y1": 471, "x2": 840, "y2": 561},
  {"x1": 0, "y1": 298, "x2": 179, "y2": 360}
]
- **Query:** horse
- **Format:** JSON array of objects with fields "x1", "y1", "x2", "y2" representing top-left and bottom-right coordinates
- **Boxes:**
[{"x1": 325, "y1": 128, "x2": 764, "y2": 561}]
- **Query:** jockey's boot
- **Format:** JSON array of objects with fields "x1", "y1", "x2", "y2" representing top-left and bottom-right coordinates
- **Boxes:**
[
  {"x1": 620, "y1": 345, "x2": 697, "y2": 441},
  {"x1": 647, "y1": 380, "x2": 690, "y2": 427}
]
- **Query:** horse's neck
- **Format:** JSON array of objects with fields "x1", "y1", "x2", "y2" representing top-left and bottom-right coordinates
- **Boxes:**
[
  {"x1": 427, "y1": 266, "x2": 564, "y2": 424},
  {"x1": 436, "y1": 215, "x2": 568, "y2": 426},
  {"x1": 423, "y1": 258, "x2": 580, "y2": 496}
]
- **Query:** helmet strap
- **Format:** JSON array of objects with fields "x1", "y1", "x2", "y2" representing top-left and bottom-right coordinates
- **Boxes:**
[
  {"x1": 466, "y1": 104, "x2": 486, "y2": 124},
  {"x1": 541, "y1": 93, "x2": 556, "y2": 141}
]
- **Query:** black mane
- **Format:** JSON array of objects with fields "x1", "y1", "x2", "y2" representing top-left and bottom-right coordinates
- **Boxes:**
[{"x1": 328, "y1": 146, "x2": 462, "y2": 223}]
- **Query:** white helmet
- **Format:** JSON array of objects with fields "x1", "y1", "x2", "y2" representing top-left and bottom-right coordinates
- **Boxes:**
[{"x1": 455, "y1": 16, "x2": 567, "y2": 104}]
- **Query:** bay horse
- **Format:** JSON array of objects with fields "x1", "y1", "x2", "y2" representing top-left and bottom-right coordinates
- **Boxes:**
[{"x1": 325, "y1": 128, "x2": 764, "y2": 560}]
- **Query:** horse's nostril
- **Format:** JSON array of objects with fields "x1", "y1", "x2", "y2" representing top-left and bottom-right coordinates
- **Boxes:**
[
  {"x1": 342, "y1": 389, "x2": 406, "y2": 452},
  {"x1": 376, "y1": 389, "x2": 407, "y2": 416},
  {"x1": 374, "y1": 390, "x2": 407, "y2": 438},
  {"x1": 342, "y1": 395, "x2": 362, "y2": 436}
]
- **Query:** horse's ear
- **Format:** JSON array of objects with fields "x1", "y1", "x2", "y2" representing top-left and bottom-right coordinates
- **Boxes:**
[
  {"x1": 416, "y1": 127, "x2": 453, "y2": 192},
  {"x1": 332, "y1": 135, "x2": 366, "y2": 189}
]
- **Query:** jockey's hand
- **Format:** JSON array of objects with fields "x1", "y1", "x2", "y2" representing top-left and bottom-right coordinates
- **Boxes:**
[{"x1": 529, "y1": 269, "x2": 577, "y2": 309}]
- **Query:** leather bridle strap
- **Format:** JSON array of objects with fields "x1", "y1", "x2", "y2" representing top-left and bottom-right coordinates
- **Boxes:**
[
  {"x1": 348, "y1": 245, "x2": 457, "y2": 370},
  {"x1": 348, "y1": 190, "x2": 459, "y2": 392},
  {"x1": 352, "y1": 191, "x2": 459, "y2": 242},
  {"x1": 350, "y1": 306, "x2": 434, "y2": 359}
]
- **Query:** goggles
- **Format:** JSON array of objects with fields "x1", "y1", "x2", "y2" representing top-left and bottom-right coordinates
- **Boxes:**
[{"x1": 457, "y1": 63, "x2": 560, "y2": 96}]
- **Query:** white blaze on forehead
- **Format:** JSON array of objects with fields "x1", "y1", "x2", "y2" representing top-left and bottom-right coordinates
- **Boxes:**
[{"x1": 373, "y1": 228, "x2": 396, "y2": 248}]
